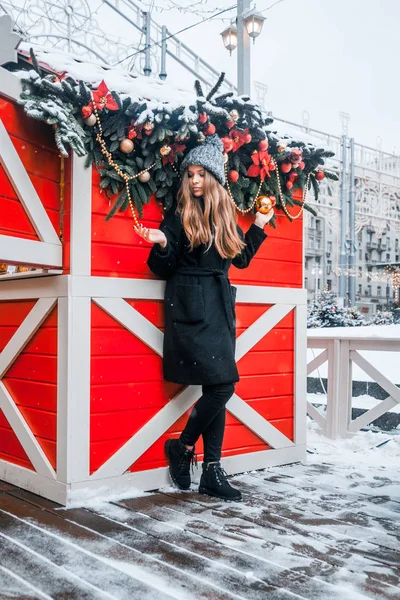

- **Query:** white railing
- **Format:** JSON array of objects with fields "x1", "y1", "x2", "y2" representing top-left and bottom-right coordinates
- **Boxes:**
[{"x1": 307, "y1": 327, "x2": 400, "y2": 438}]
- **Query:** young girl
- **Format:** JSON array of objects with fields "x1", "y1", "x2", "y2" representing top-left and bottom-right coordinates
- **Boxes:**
[{"x1": 135, "y1": 135, "x2": 273, "y2": 501}]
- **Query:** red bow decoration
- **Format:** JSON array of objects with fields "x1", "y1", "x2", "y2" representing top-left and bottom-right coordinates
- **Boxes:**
[
  {"x1": 162, "y1": 142, "x2": 187, "y2": 165},
  {"x1": 247, "y1": 150, "x2": 276, "y2": 181},
  {"x1": 229, "y1": 128, "x2": 252, "y2": 152},
  {"x1": 81, "y1": 80, "x2": 119, "y2": 118}
]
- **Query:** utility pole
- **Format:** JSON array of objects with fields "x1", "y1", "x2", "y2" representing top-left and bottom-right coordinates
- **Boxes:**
[
  {"x1": 143, "y1": 11, "x2": 151, "y2": 76},
  {"x1": 348, "y1": 137, "x2": 356, "y2": 305},
  {"x1": 237, "y1": 0, "x2": 251, "y2": 95},
  {"x1": 339, "y1": 134, "x2": 348, "y2": 302}
]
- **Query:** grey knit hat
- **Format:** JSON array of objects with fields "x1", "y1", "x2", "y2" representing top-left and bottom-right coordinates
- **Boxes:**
[{"x1": 180, "y1": 134, "x2": 225, "y2": 186}]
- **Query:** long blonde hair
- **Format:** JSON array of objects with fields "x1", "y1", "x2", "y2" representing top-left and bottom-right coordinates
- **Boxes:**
[{"x1": 177, "y1": 169, "x2": 246, "y2": 259}]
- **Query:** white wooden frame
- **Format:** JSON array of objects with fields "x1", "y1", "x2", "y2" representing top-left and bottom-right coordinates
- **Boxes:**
[
  {"x1": 0, "y1": 70, "x2": 62, "y2": 269},
  {"x1": 307, "y1": 333, "x2": 400, "y2": 438},
  {"x1": 0, "y1": 67, "x2": 307, "y2": 505}
]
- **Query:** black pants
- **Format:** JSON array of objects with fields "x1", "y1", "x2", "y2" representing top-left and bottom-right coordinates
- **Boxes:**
[{"x1": 180, "y1": 383, "x2": 235, "y2": 463}]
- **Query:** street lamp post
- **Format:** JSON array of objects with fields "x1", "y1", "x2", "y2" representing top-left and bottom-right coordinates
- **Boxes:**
[
  {"x1": 237, "y1": 0, "x2": 251, "y2": 95},
  {"x1": 220, "y1": 2, "x2": 265, "y2": 96}
]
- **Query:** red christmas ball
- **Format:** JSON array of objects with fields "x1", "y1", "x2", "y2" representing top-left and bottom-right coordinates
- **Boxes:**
[
  {"x1": 289, "y1": 172, "x2": 298, "y2": 182},
  {"x1": 286, "y1": 181, "x2": 293, "y2": 190},
  {"x1": 198, "y1": 112, "x2": 208, "y2": 124},
  {"x1": 298, "y1": 161, "x2": 305, "y2": 170},
  {"x1": 226, "y1": 119, "x2": 235, "y2": 129},
  {"x1": 245, "y1": 133, "x2": 252, "y2": 144},
  {"x1": 228, "y1": 169, "x2": 239, "y2": 183},
  {"x1": 315, "y1": 171, "x2": 325, "y2": 181},
  {"x1": 258, "y1": 139, "x2": 269, "y2": 151},
  {"x1": 204, "y1": 123, "x2": 216, "y2": 136},
  {"x1": 281, "y1": 162, "x2": 292, "y2": 174}
]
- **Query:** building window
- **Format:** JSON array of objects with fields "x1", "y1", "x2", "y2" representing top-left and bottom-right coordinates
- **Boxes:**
[
  {"x1": 386, "y1": 253, "x2": 391, "y2": 262},
  {"x1": 367, "y1": 284, "x2": 372, "y2": 296},
  {"x1": 327, "y1": 260, "x2": 332, "y2": 275},
  {"x1": 305, "y1": 258, "x2": 309, "y2": 270},
  {"x1": 316, "y1": 220, "x2": 321, "y2": 232},
  {"x1": 327, "y1": 241, "x2": 332, "y2": 254},
  {"x1": 308, "y1": 237, "x2": 314, "y2": 249},
  {"x1": 327, "y1": 279, "x2": 332, "y2": 290},
  {"x1": 377, "y1": 286, "x2": 381, "y2": 296},
  {"x1": 396, "y1": 239, "x2": 399, "y2": 251},
  {"x1": 358, "y1": 284, "x2": 362, "y2": 294},
  {"x1": 304, "y1": 277, "x2": 308, "y2": 288},
  {"x1": 316, "y1": 237, "x2": 321, "y2": 249}
]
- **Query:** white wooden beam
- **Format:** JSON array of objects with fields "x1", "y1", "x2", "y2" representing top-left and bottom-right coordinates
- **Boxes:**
[
  {"x1": 227, "y1": 394, "x2": 294, "y2": 448},
  {"x1": 57, "y1": 297, "x2": 91, "y2": 483},
  {"x1": 91, "y1": 385, "x2": 202, "y2": 479},
  {"x1": 0, "y1": 234, "x2": 62, "y2": 268},
  {"x1": 0, "y1": 383, "x2": 56, "y2": 479},
  {"x1": 307, "y1": 348, "x2": 328, "y2": 376},
  {"x1": 0, "y1": 67, "x2": 21, "y2": 101},
  {"x1": 93, "y1": 297, "x2": 163, "y2": 356},
  {"x1": 71, "y1": 155, "x2": 92, "y2": 276},
  {"x1": 0, "y1": 297, "x2": 56, "y2": 378},
  {"x1": 236, "y1": 304, "x2": 294, "y2": 361},
  {"x1": 0, "y1": 119, "x2": 61, "y2": 245},
  {"x1": 294, "y1": 304, "x2": 307, "y2": 446}
]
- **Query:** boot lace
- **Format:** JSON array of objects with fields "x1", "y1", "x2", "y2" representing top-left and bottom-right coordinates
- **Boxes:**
[
  {"x1": 213, "y1": 464, "x2": 229, "y2": 486},
  {"x1": 179, "y1": 448, "x2": 197, "y2": 474}
]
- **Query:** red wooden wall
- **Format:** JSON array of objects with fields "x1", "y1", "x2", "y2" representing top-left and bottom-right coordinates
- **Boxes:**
[
  {"x1": 90, "y1": 169, "x2": 302, "y2": 474},
  {"x1": 0, "y1": 98, "x2": 61, "y2": 469},
  {"x1": 0, "y1": 98, "x2": 63, "y2": 251}
]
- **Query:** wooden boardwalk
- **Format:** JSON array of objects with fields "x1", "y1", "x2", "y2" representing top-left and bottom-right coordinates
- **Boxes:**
[{"x1": 1, "y1": 459, "x2": 400, "y2": 599}]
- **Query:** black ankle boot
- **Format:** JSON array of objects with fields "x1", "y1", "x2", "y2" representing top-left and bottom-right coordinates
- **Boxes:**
[
  {"x1": 165, "y1": 439, "x2": 196, "y2": 490},
  {"x1": 199, "y1": 462, "x2": 242, "y2": 501}
]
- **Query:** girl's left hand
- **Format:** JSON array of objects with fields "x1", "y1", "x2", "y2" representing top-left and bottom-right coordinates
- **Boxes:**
[{"x1": 254, "y1": 208, "x2": 274, "y2": 229}]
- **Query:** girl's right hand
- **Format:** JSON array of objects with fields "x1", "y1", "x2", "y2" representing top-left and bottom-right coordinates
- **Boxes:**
[{"x1": 134, "y1": 224, "x2": 167, "y2": 248}]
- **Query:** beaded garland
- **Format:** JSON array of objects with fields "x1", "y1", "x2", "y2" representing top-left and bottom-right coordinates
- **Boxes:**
[{"x1": 91, "y1": 94, "x2": 155, "y2": 228}]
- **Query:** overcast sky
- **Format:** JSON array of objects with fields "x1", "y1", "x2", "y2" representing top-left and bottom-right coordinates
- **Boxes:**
[
  {"x1": 9, "y1": 0, "x2": 399, "y2": 154},
  {"x1": 126, "y1": 0, "x2": 398, "y2": 154}
]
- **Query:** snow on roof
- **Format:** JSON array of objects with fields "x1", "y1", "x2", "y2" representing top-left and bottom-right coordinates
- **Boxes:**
[{"x1": 17, "y1": 41, "x2": 194, "y2": 107}]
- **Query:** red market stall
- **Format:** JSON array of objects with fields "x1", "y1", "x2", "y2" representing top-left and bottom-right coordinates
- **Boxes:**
[{"x1": 0, "y1": 23, "x2": 312, "y2": 504}]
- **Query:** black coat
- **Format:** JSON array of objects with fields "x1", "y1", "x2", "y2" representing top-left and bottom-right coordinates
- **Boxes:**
[{"x1": 147, "y1": 207, "x2": 267, "y2": 385}]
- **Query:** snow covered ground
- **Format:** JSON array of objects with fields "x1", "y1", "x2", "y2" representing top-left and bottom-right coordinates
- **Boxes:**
[{"x1": 1, "y1": 419, "x2": 400, "y2": 599}]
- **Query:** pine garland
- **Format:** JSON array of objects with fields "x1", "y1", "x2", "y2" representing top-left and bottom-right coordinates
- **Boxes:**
[{"x1": 17, "y1": 49, "x2": 338, "y2": 224}]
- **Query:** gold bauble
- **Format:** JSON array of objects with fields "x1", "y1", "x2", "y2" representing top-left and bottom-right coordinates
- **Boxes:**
[
  {"x1": 120, "y1": 138, "x2": 134, "y2": 154},
  {"x1": 83, "y1": 114, "x2": 97, "y2": 127},
  {"x1": 139, "y1": 171, "x2": 151, "y2": 183},
  {"x1": 197, "y1": 132, "x2": 206, "y2": 143},
  {"x1": 255, "y1": 195, "x2": 276, "y2": 214},
  {"x1": 223, "y1": 153, "x2": 229, "y2": 165},
  {"x1": 230, "y1": 109, "x2": 239, "y2": 121},
  {"x1": 160, "y1": 144, "x2": 171, "y2": 157}
]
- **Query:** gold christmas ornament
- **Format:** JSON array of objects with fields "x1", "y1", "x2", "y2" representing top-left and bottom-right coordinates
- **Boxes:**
[
  {"x1": 119, "y1": 138, "x2": 134, "y2": 154},
  {"x1": 160, "y1": 144, "x2": 172, "y2": 157},
  {"x1": 255, "y1": 195, "x2": 277, "y2": 214},
  {"x1": 223, "y1": 153, "x2": 229, "y2": 165},
  {"x1": 230, "y1": 109, "x2": 239, "y2": 121},
  {"x1": 197, "y1": 132, "x2": 206, "y2": 143},
  {"x1": 138, "y1": 171, "x2": 151, "y2": 183},
  {"x1": 83, "y1": 114, "x2": 97, "y2": 127}
]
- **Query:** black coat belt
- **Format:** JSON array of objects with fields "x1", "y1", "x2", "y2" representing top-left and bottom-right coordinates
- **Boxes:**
[{"x1": 175, "y1": 267, "x2": 235, "y2": 330}]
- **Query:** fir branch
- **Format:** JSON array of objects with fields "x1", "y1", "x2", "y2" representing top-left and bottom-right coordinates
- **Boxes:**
[
  {"x1": 29, "y1": 48, "x2": 42, "y2": 77},
  {"x1": 194, "y1": 79, "x2": 204, "y2": 98},
  {"x1": 206, "y1": 72, "x2": 225, "y2": 101}
]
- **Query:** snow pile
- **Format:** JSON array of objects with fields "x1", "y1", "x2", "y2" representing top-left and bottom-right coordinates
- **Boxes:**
[
  {"x1": 17, "y1": 42, "x2": 194, "y2": 106},
  {"x1": 307, "y1": 417, "x2": 400, "y2": 469}
]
